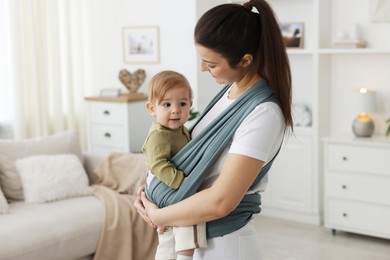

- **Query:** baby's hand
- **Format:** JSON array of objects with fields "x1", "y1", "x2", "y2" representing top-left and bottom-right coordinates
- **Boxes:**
[{"x1": 157, "y1": 226, "x2": 168, "y2": 235}]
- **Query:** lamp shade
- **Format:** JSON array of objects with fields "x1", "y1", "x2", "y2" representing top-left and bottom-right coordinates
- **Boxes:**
[{"x1": 354, "y1": 88, "x2": 376, "y2": 114}]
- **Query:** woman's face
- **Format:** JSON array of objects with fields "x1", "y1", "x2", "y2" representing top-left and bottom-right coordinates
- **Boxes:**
[{"x1": 195, "y1": 44, "x2": 240, "y2": 85}]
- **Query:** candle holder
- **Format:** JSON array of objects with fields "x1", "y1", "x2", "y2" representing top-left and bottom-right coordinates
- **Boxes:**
[{"x1": 352, "y1": 88, "x2": 376, "y2": 138}]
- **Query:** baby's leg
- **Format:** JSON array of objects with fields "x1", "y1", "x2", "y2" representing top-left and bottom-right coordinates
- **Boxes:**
[
  {"x1": 155, "y1": 227, "x2": 176, "y2": 260},
  {"x1": 174, "y1": 223, "x2": 207, "y2": 260},
  {"x1": 176, "y1": 250, "x2": 194, "y2": 260}
]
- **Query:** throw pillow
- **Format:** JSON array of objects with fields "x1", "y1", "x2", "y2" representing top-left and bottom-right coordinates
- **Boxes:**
[
  {"x1": 0, "y1": 185, "x2": 11, "y2": 214},
  {"x1": 0, "y1": 131, "x2": 83, "y2": 201},
  {"x1": 15, "y1": 154, "x2": 92, "y2": 203}
]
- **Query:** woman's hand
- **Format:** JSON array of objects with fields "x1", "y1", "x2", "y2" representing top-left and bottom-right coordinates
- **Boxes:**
[
  {"x1": 134, "y1": 186, "x2": 157, "y2": 228},
  {"x1": 134, "y1": 186, "x2": 162, "y2": 228},
  {"x1": 134, "y1": 187, "x2": 167, "y2": 234}
]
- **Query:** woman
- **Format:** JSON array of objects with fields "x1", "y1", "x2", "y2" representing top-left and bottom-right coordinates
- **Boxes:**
[{"x1": 135, "y1": 0, "x2": 293, "y2": 259}]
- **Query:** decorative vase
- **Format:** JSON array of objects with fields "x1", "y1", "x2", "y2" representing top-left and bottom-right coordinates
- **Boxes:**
[{"x1": 352, "y1": 114, "x2": 374, "y2": 137}]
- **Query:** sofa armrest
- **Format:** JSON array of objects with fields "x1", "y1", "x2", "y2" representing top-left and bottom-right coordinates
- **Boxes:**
[{"x1": 82, "y1": 152, "x2": 107, "y2": 185}]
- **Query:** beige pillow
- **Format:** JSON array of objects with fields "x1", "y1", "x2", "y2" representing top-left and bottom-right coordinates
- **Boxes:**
[
  {"x1": 0, "y1": 185, "x2": 11, "y2": 214},
  {"x1": 15, "y1": 154, "x2": 92, "y2": 203},
  {"x1": 0, "y1": 131, "x2": 83, "y2": 201}
]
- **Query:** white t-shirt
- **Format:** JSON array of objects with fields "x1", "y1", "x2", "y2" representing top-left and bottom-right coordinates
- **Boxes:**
[{"x1": 192, "y1": 85, "x2": 285, "y2": 194}]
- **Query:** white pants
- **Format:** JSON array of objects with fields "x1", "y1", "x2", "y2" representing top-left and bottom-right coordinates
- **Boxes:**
[
  {"x1": 156, "y1": 224, "x2": 207, "y2": 260},
  {"x1": 193, "y1": 220, "x2": 261, "y2": 260}
]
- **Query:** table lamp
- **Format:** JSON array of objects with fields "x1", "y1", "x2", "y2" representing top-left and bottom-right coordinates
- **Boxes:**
[{"x1": 352, "y1": 88, "x2": 376, "y2": 137}]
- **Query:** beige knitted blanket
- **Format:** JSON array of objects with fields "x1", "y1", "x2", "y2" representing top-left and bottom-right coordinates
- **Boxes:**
[{"x1": 92, "y1": 152, "x2": 158, "y2": 260}]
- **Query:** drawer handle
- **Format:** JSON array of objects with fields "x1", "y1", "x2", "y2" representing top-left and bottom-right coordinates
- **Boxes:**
[
  {"x1": 103, "y1": 110, "x2": 110, "y2": 116},
  {"x1": 104, "y1": 133, "x2": 111, "y2": 138},
  {"x1": 342, "y1": 156, "x2": 348, "y2": 161},
  {"x1": 342, "y1": 213, "x2": 347, "y2": 218},
  {"x1": 342, "y1": 184, "x2": 347, "y2": 190}
]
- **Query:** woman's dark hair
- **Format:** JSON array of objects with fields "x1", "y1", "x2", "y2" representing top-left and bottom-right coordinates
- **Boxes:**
[{"x1": 194, "y1": 0, "x2": 293, "y2": 129}]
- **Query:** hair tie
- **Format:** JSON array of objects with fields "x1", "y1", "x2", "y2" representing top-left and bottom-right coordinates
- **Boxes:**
[{"x1": 243, "y1": 1, "x2": 252, "y2": 11}]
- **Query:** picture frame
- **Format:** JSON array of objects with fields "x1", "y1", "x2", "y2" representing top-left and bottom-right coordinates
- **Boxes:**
[
  {"x1": 370, "y1": 0, "x2": 390, "y2": 22},
  {"x1": 122, "y1": 26, "x2": 160, "y2": 63},
  {"x1": 279, "y1": 22, "x2": 304, "y2": 48}
]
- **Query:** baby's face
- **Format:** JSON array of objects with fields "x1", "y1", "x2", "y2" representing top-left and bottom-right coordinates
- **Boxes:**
[{"x1": 153, "y1": 85, "x2": 192, "y2": 130}]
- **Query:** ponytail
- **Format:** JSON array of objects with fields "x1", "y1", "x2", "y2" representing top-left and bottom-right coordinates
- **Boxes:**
[{"x1": 244, "y1": 0, "x2": 293, "y2": 129}]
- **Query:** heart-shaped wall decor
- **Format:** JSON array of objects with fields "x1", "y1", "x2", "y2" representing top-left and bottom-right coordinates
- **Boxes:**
[{"x1": 118, "y1": 69, "x2": 146, "y2": 93}]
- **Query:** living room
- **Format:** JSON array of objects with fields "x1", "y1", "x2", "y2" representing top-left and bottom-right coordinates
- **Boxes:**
[{"x1": 1, "y1": 0, "x2": 390, "y2": 259}]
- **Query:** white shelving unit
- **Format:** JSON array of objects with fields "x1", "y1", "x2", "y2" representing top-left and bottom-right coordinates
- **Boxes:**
[
  {"x1": 260, "y1": 0, "x2": 319, "y2": 225},
  {"x1": 260, "y1": 0, "x2": 390, "y2": 225}
]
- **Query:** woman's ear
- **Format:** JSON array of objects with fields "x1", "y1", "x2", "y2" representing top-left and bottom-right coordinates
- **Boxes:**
[
  {"x1": 146, "y1": 101, "x2": 156, "y2": 116},
  {"x1": 240, "y1": 54, "x2": 253, "y2": 68}
]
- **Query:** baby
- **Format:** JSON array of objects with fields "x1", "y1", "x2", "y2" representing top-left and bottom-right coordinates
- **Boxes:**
[{"x1": 143, "y1": 70, "x2": 207, "y2": 260}]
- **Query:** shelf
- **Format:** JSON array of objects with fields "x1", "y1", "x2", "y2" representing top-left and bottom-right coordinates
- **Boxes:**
[
  {"x1": 84, "y1": 93, "x2": 148, "y2": 103},
  {"x1": 319, "y1": 48, "x2": 390, "y2": 55},
  {"x1": 322, "y1": 134, "x2": 390, "y2": 147},
  {"x1": 286, "y1": 49, "x2": 313, "y2": 55}
]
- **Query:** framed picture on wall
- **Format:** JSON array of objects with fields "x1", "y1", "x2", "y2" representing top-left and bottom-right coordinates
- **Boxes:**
[
  {"x1": 279, "y1": 22, "x2": 304, "y2": 48},
  {"x1": 122, "y1": 26, "x2": 160, "y2": 63}
]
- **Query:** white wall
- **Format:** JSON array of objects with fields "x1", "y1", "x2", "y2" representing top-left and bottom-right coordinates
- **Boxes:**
[
  {"x1": 89, "y1": 0, "x2": 200, "y2": 107},
  {"x1": 88, "y1": 0, "x2": 231, "y2": 112},
  {"x1": 328, "y1": 0, "x2": 390, "y2": 135},
  {"x1": 5, "y1": 0, "x2": 387, "y2": 138},
  {"x1": 0, "y1": 0, "x2": 229, "y2": 139}
]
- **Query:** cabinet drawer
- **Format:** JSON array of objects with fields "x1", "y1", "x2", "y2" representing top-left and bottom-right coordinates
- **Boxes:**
[
  {"x1": 326, "y1": 173, "x2": 390, "y2": 205},
  {"x1": 90, "y1": 125, "x2": 127, "y2": 148},
  {"x1": 327, "y1": 199, "x2": 390, "y2": 239},
  {"x1": 89, "y1": 102, "x2": 126, "y2": 125},
  {"x1": 327, "y1": 144, "x2": 390, "y2": 176}
]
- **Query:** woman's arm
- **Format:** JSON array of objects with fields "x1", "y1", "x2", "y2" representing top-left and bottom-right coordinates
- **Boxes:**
[{"x1": 140, "y1": 153, "x2": 265, "y2": 227}]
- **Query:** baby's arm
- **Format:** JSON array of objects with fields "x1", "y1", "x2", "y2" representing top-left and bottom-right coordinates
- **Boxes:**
[{"x1": 144, "y1": 131, "x2": 184, "y2": 189}]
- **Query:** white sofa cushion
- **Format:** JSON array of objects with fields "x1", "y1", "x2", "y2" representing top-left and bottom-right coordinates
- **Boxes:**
[
  {"x1": 0, "y1": 185, "x2": 10, "y2": 214},
  {"x1": 0, "y1": 196, "x2": 103, "y2": 260},
  {"x1": 15, "y1": 154, "x2": 92, "y2": 203},
  {"x1": 0, "y1": 131, "x2": 83, "y2": 201}
]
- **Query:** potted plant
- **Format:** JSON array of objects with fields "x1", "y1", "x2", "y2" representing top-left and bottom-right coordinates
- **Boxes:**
[
  {"x1": 189, "y1": 109, "x2": 200, "y2": 121},
  {"x1": 386, "y1": 118, "x2": 390, "y2": 137}
]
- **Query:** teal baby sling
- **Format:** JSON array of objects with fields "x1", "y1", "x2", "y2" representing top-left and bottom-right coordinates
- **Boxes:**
[{"x1": 146, "y1": 80, "x2": 281, "y2": 238}]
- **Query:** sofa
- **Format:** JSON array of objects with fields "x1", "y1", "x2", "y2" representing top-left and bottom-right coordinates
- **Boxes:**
[{"x1": 0, "y1": 131, "x2": 157, "y2": 260}]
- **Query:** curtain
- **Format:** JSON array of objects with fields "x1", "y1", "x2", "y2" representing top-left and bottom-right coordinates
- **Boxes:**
[
  {"x1": 0, "y1": 0, "x2": 13, "y2": 138},
  {"x1": 6, "y1": 0, "x2": 94, "y2": 148}
]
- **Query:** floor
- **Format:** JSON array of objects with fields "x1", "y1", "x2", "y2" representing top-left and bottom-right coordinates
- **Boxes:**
[{"x1": 253, "y1": 215, "x2": 390, "y2": 260}]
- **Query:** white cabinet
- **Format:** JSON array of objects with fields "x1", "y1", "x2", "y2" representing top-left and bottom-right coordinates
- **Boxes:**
[
  {"x1": 323, "y1": 136, "x2": 390, "y2": 239},
  {"x1": 85, "y1": 95, "x2": 152, "y2": 155},
  {"x1": 262, "y1": 130, "x2": 321, "y2": 224}
]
